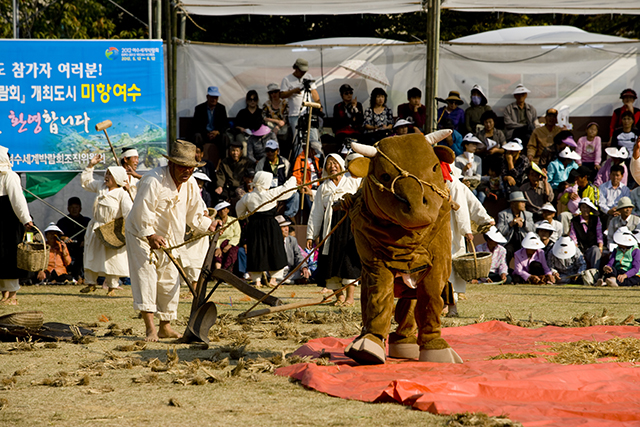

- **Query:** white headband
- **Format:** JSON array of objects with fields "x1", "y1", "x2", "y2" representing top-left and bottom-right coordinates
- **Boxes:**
[{"x1": 122, "y1": 149, "x2": 138, "y2": 158}]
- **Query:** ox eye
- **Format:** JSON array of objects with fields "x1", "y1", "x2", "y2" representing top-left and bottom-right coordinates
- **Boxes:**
[
  {"x1": 432, "y1": 164, "x2": 438, "y2": 172},
  {"x1": 380, "y1": 173, "x2": 391, "y2": 183}
]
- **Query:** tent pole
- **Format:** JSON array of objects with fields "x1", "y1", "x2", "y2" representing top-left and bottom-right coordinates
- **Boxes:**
[
  {"x1": 425, "y1": 0, "x2": 441, "y2": 133},
  {"x1": 156, "y1": 0, "x2": 162, "y2": 40},
  {"x1": 163, "y1": 0, "x2": 177, "y2": 145},
  {"x1": 12, "y1": 0, "x2": 18, "y2": 39},
  {"x1": 148, "y1": 0, "x2": 153, "y2": 39},
  {"x1": 172, "y1": 3, "x2": 178, "y2": 144}
]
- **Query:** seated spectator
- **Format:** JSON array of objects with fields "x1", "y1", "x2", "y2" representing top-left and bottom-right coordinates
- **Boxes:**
[
  {"x1": 497, "y1": 191, "x2": 535, "y2": 262},
  {"x1": 277, "y1": 215, "x2": 311, "y2": 284},
  {"x1": 437, "y1": 118, "x2": 463, "y2": 156},
  {"x1": 262, "y1": 83, "x2": 290, "y2": 153},
  {"x1": 213, "y1": 201, "x2": 241, "y2": 272},
  {"x1": 542, "y1": 131, "x2": 578, "y2": 171},
  {"x1": 598, "y1": 164, "x2": 630, "y2": 222},
  {"x1": 473, "y1": 226, "x2": 510, "y2": 284},
  {"x1": 363, "y1": 87, "x2": 394, "y2": 145},
  {"x1": 548, "y1": 237, "x2": 587, "y2": 284},
  {"x1": 559, "y1": 166, "x2": 600, "y2": 234},
  {"x1": 193, "y1": 85, "x2": 229, "y2": 165},
  {"x1": 476, "y1": 110, "x2": 505, "y2": 160},
  {"x1": 247, "y1": 124, "x2": 277, "y2": 163},
  {"x1": 455, "y1": 133, "x2": 484, "y2": 201},
  {"x1": 513, "y1": 232, "x2": 555, "y2": 284},
  {"x1": 233, "y1": 90, "x2": 265, "y2": 149},
  {"x1": 521, "y1": 165, "x2": 553, "y2": 215},
  {"x1": 34, "y1": 223, "x2": 73, "y2": 285},
  {"x1": 235, "y1": 168, "x2": 256, "y2": 201},
  {"x1": 436, "y1": 91, "x2": 465, "y2": 132},
  {"x1": 256, "y1": 140, "x2": 296, "y2": 218},
  {"x1": 291, "y1": 145, "x2": 322, "y2": 215},
  {"x1": 194, "y1": 144, "x2": 217, "y2": 195},
  {"x1": 56, "y1": 197, "x2": 91, "y2": 283},
  {"x1": 570, "y1": 197, "x2": 603, "y2": 269},
  {"x1": 547, "y1": 147, "x2": 580, "y2": 191},
  {"x1": 597, "y1": 227, "x2": 640, "y2": 287},
  {"x1": 464, "y1": 85, "x2": 491, "y2": 135},
  {"x1": 611, "y1": 110, "x2": 639, "y2": 153},
  {"x1": 500, "y1": 139, "x2": 531, "y2": 189},
  {"x1": 503, "y1": 84, "x2": 538, "y2": 142},
  {"x1": 609, "y1": 88, "x2": 640, "y2": 140},
  {"x1": 536, "y1": 202, "x2": 563, "y2": 243},
  {"x1": 193, "y1": 171, "x2": 214, "y2": 208},
  {"x1": 594, "y1": 147, "x2": 629, "y2": 187},
  {"x1": 392, "y1": 118, "x2": 421, "y2": 136},
  {"x1": 607, "y1": 197, "x2": 640, "y2": 243},
  {"x1": 630, "y1": 184, "x2": 640, "y2": 217},
  {"x1": 333, "y1": 83, "x2": 364, "y2": 145},
  {"x1": 535, "y1": 221, "x2": 556, "y2": 255},
  {"x1": 576, "y1": 122, "x2": 602, "y2": 173},
  {"x1": 397, "y1": 87, "x2": 426, "y2": 132},
  {"x1": 527, "y1": 108, "x2": 562, "y2": 167},
  {"x1": 482, "y1": 161, "x2": 505, "y2": 203},
  {"x1": 557, "y1": 169, "x2": 580, "y2": 214},
  {"x1": 215, "y1": 140, "x2": 255, "y2": 204}
]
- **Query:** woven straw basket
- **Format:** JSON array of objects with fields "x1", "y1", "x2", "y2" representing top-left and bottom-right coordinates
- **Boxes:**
[
  {"x1": 17, "y1": 226, "x2": 48, "y2": 272},
  {"x1": 95, "y1": 217, "x2": 126, "y2": 249},
  {"x1": 0, "y1": 311, "x2": 44, "y2": 329},
  {"x1": 452, "y1": 246, "x2": 492, "y2": 282}
]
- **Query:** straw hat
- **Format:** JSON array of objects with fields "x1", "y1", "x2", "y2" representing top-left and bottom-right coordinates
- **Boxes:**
[
  {"x1": 613, "y1": 226, "x2": 637, "y2": 247},
  {"x1": 522, "y1": 232, "x2": 545, "y2": 250},
  {"x1": 484, "y1": 226, "x2": 507, "y2": 244},
  {"x1": 444, "y1": 91, "x2": 464, "y2": 105},
  {"x1": 163, "y1": 140, "x2": 206, "y2": 168},
  {"x1": 552, "y1": 237, "x2": 577, "y2": 260}
]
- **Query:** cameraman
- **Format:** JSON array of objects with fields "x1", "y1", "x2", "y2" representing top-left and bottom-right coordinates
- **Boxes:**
[{"x1": 280, "y1": 58, "x2": 324, "y2": 155}]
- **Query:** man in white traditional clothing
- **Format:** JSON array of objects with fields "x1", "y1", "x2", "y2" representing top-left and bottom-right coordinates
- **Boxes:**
[
  {"x1": 120, "y1": 147, "x2": 141, "y2": 198},
  {"x1": 125, "y1": 140, "x2": 216, "y2": 342},
  {"x1": 0, "y1": 145, "x2": 34, "y2": 305}
]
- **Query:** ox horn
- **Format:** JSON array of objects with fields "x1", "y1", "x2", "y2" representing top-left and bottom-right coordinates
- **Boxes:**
[
  {"x1": 425, "y1": 129, "x2": 453, "y2": 146},
  {"x1": 351, "y1": 141, "x2": 377, "y2": 158}
]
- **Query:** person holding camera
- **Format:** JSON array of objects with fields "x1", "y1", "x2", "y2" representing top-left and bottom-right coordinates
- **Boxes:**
[{"x1": 280, "y1": 58, "x2": 323, "y2": 155}]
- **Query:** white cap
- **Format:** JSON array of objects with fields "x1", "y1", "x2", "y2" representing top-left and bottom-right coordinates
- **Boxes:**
[
  {"x1": 393, "y1": 119, "x2": 412, "y2": 129},
  {"x1": 512, "y1": 84, "x2": 531, "y2": 95},
  {"x1": 578, "y1": 197, "x2": 598, "y2": 212},
  {"x1": 275, "y1": 215, "x2": 291, "y2": 227},
  {"x1": 540, "y1": 203, "x2": 556, "y2": 212},
  {"x1": 613, "y1": 226, "x2": 637, "y2": 247},
  {"x1": 44, "y1": 222, "x2": 63, "y2": 234},
  {"x1": 522, "y1": 232, "x2": 545, "y2": 250},
  {"x1": 559, "y1": 147, "x2": 581, "y2": 161},
  {"x1": 535, "y1": 221, "x2": 555, "y2": 232},
  {"x1": 503, "y1": 139, "x2": 523, "y2": 151},
  {"x1": 485, "y1": 138, "x2": 497, "y2": 150},
  {"x1": 192, "y1": 172, "x2": 211, "y2": 182},
  {"x1": 213, "y1": 201, "x2": 230, "y2": 212},
  {"x1": 484, "y1": 225, "x2": 507, "y2": 244},
  {"x1": 605, "y1": 146, "x2": 630, "y2": 159},
  {"x1": 462, "y1": 133, "x2": 484, "y2": 148},
  {"x1": 552, "y1": 237, "x2": 577, "y2": 260},
  {"x1": 265, "y1": 139, "x2": 279, "y2": 150}
]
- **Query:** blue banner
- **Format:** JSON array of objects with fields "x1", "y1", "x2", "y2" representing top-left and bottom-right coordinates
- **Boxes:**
[{"x1": 0, "y1": 40, "x2": 166, "y2": 172}]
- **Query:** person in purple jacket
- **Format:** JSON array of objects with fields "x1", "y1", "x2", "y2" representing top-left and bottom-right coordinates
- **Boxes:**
[
  {"x1": 597, "y1": 227, "x2": 640, "y2": 287},
  {"x1": 513, "y1": 232, "x2": 555, "y2": 284}
]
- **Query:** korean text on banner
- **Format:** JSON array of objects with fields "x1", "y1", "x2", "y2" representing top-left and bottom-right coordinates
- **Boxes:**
[{"x1": 0, "y1": 40, "x2": 167, "y2": 172}]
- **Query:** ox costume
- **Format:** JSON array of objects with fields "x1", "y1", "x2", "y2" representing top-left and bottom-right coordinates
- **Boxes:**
[
  {"x1": 81, "y1": 165, "x2": 133, "y2": 290},
  {"x1": 125, "y1": 162, "x2": 212, "y2": 320},
  {"x1": 0, "y1": 146, "x2": 32, "y2": 296}
]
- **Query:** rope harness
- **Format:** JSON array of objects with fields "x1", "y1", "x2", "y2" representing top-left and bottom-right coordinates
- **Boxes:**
[{"x1": 367, "y1": 142, "x2": 451, "y2": 202}]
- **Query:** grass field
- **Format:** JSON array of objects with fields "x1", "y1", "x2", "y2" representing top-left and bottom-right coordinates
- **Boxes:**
[{"x1": 0, "y1": 282, "x2": 638, "y2": 426}]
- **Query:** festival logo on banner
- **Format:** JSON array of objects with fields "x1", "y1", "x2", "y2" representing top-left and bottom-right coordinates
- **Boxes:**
[{"x1": 0, "y1": 40, "x2": 167, "y2": 171}]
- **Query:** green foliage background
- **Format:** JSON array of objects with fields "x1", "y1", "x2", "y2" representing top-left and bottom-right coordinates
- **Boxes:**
[{"x1": 1, "y1": 1, "x2": 639, "y2": 43}]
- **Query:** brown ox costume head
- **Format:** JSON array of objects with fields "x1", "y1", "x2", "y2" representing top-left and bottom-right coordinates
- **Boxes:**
[{"x1": 340, "y1": 131, "x2": 463, "y2": 365}]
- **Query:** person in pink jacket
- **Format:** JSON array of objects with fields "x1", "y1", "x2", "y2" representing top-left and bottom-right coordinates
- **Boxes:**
[
  {"x1": 513, "y1": 232, "x2": 555, "y2": 284},
  {"x1": 576, "y1": 122, "x2": 602, "y2": 174}
]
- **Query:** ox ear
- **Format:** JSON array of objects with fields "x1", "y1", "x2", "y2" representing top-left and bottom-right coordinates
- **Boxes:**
[
  {"x1": 433, "y1": 146, "x2": 455, "y2": 164},
  {"x1": 348, "y1": 157, "x2": 371, "y2": 178}
]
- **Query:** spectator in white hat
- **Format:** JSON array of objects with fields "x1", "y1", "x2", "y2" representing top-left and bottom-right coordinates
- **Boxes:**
[
  {"x1": 520, "y1": 164, "x2": 553, "y2": 215},
  {"x1": 535, "y1": 202, "x2": 563, "y2": 243},
  {"x1": 193, "y1": 170, "x2": 213, "y2": 208},
  {"x1": 594, "y1": 146, "x2": 629, "y2": 187},
  {"x1": 464, "y1": 84, "x2": 492, "y2": 135},
  {"x1": 277, "y1": 215, "x2": 311, "y2": 284},
  {"x1": 474, "y1": 226, "x2": 510, "y2": 284},
  {"x1": 33, "y1": 223, "x2": 73, "y2": 286},
  {"x1": 569, "y1": 197, "x2": 603, "y2": 269},
  {"x1": 598, "y1": 164, "x2": 630, "y2": 220},
  {"x1": 598, "y1": 226, "x2": 640, "y2": 287},
  {"x1": 547, "y1": 237, "x2": 586, "y2": 284},
  {"x1": 607, "y1": 197, "x2": 640, "y2": 243},
  {"x1": 192, "y1": 85, "x2": 229, "y2": 165},
  {"x1": 513, "y1": 232, "x2": 555, "y2": 284},
  {"x1": 120, "y1": 146, "x2": 141, "y2": 198},
  {"x1": 455, "y1": 134, "x2": 484, "y2": 201},
  {"x1": 547, "y1": 147, "x2": 580, "y2": 190},
  {"x1": 535, "y1": 221, "x2": 556, "y2": 255},
  {"x1": 497, "y1": 190, "x2": 535, "y2": 262},
  {"x1": 503, "y1": 84, "x2": 539, "y2": 141},
  {"x1": 213, "y1": 201, "x2": 241, "y2": 273},
  {"x1": 500, "y1": 139, "x2": 531, "y2": 189}
]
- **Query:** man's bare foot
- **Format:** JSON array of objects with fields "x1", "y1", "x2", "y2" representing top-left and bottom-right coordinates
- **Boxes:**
[
  {"x1": 158, "y1": 323, "x2": 182, "y2": 339},
  {"x1": 145, "y1": 327, "x2": 159, "y2": 342}
]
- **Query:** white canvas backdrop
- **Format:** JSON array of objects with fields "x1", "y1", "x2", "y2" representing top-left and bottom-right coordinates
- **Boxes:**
[{"x1": 176, "y1": 40, "x2": 640, "y2": 127}]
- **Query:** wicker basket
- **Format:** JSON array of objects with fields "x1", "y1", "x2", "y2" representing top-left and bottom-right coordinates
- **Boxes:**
[
  {"x1": 95, "y1": 217, "x2": 126, "y2": 249},
  {"x1": 17, "y1": 226, "x2": 48, "y2": 272},
  {"x1": 0, "y1": 311, "x2": 44, "y2": 329},
  {"x1": 452, "y1": 247, "x2": 492, "y2": 282}
]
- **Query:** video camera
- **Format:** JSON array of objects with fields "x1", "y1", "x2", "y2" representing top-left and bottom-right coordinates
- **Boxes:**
[{"x1": 302, "y1": 78, "x2": 315, "y2": 91}]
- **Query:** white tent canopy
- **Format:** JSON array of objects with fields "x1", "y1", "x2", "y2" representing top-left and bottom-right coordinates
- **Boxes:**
[
  {"x1": 450, "y1": 26, "x2": 633, "y2": 45},
  {"x1": 181, "y1": 0, "x2": 640, "y2": 16}
]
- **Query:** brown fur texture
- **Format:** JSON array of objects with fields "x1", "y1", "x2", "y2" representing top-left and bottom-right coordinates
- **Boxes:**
[{"x1": 341, "y1": 133, "x2": 454, "y2": 362}]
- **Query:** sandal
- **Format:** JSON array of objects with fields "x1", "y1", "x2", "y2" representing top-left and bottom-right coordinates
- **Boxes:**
[
  {"x1": 80, "y1": 285, "x2": 97, "y2": 294},
  {"x1": 342, "y1": 300, "x2": 355, "y2": 308},
  {"x1": 106, "y1": 288, "x2": 118, "y2": 297}
]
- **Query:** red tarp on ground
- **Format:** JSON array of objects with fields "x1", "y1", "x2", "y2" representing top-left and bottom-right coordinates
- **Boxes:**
[{"x1": 275, "y1": 321, "x2": 640, "y2": 426}]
